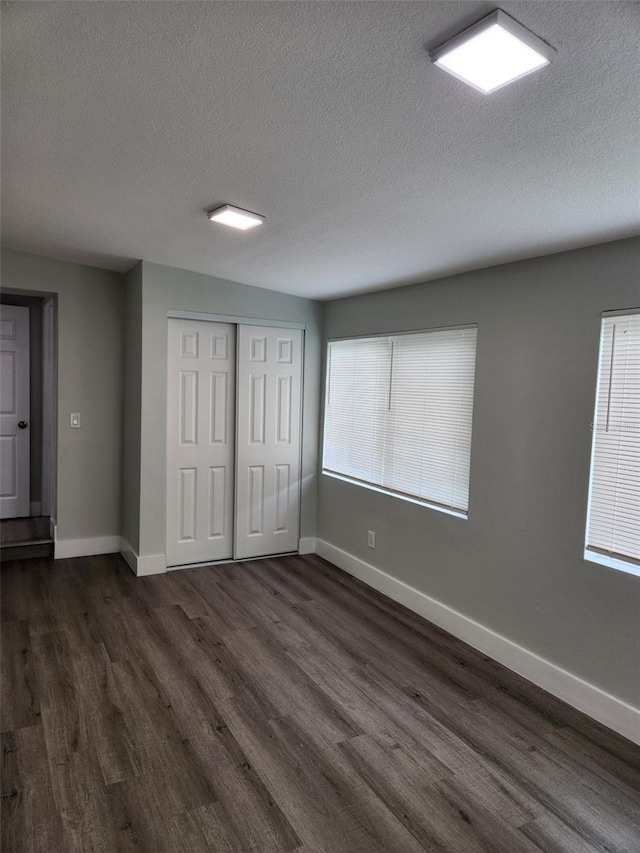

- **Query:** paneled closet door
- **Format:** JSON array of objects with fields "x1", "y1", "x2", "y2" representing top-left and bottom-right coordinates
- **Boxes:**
[
  {"x1": 235, "y1": 325, "x2": 303, "y2": 559},
  {"x1": 166, "y1": 319, "x2": 235, "y2": 566}
]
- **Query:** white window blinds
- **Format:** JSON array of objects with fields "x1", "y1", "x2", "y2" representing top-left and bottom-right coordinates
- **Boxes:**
[
  {"x1": 586, "y1": 311, "x2": 640, "y2": 566},
  {"x1": 323, "y1": 326, "x2": 477, "y2": 514}
]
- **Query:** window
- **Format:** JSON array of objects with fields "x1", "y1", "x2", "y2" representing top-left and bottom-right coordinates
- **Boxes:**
[
  {"x1": 322, "y1": 326, "x2": 477, "y2": 516},
  {"x1": 585, "y1": 310, "x2": 640, "y2": 574}
]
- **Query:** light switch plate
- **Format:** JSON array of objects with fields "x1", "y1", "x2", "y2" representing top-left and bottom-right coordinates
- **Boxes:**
[{"x1": 70, "y1": 412, "x2": 81, "y2": 428}]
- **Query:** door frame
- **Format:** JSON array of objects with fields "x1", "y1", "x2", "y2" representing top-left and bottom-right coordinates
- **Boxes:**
[
  {"x1": 165, "y1": 309, "x2": 306, "y2": 570},
  {"x1": 41, "y1": 296, "x2": 56, "y2": 521},
  {"x1": 168, "y1": 310, "x2": 305, "y2": 331}
]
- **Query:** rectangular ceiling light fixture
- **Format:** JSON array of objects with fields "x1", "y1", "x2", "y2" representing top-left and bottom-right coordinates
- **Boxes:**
[
  {"x1": 207, "y1": 204, "x2": 265, "y2": 230},
  {"x1": 430, "y1": 9, "x2": 555, "y2": 94}
]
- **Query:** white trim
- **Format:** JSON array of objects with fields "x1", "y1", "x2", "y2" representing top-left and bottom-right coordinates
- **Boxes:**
[
  {"x1": 167, "y1": 309, "x2": 305, "y2": 330},
  {"x1": 119, "y1": 539, "x2": 137, "y2": 574},
  {"x1": 168, "y1": 558, "x2": 230, "y2": 571},
  {"x1": 55, "y1": 535, "x2": 120, "y2": 559},
  {"x1": 314, "y1": 539, "x2": 640, "y2": 746},
  {"x1": 29, "y1": 501, "x2": 42, "y2": 517},
  {"x1": 602, "y1": 306, "x2": 640, "y2": 318},
  {"x1": 136, "y1": 554, "x2": 168, "y2": 576},
  {"x1": 328, "y1": 322, "x2": 477, "y2": 342},
  {"x1": 584, "y1": 549, "x2": 640, "y2": 578},
  {"x1": 119, "y1": 538, "x2": 168, "y2": 576},
  {"x1": 168, "y1": 551, "x2": 299, "y2": 571},
  {"x1": 41, "y1": 296, "x2": 56, "y2": 519},
  {"x1": 298, "y1": 537, "x2": 316, "y2": 555}
]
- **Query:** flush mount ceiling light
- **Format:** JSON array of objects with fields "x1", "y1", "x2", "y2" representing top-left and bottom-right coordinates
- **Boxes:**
[
  {"x1": 207, "y1": 204, "x2": 265, "y2": 231},
  {"x1": 430, "y1": 9, "x2": 555, "y2": 94}
]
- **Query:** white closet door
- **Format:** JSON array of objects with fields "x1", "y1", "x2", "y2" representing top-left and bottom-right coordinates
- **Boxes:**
[
  {"x1": 235, "y1": 325, "x2": 302, "y2": 559},
  {"x1": 166, "y1": 319, "x2": 235, "y2": 566}
]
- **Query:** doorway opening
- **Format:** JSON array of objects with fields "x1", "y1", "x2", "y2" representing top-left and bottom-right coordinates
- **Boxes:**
[{"x1": 0, "y1": 291, "x2": 56, "y2": 559}]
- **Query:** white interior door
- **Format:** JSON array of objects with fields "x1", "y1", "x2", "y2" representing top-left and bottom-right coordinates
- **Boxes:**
[
  {"x1": 0, "y1": 305, "x2": 30, "y2": 519},
  {"x1": 235, "y1": 325, "x2": 303, "y2": 559},
  {"x1": 166, "y1": 319, "x2": 235, "y2": 566}
]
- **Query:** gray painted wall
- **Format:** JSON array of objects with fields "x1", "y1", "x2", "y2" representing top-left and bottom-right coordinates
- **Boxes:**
[
  {"x1": 0, "y1": 291, "x2": 43, "y2": 505},
  {"x1": 130, "y1": 260, "x2": 323, "y2": 559},
  {"x1": 1, "y1": 249, "x2": 125, "y2": 542},
  {"x1": 319, "y1": 237, "x2": 640, "y2": 708}
]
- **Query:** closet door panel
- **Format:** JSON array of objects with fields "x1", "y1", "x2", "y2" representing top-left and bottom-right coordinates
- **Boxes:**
[
  {"x1": 235, "y1": 326, "x2": 302, "y2": 559},
  {"x1": 167, "y1": 319, "x2": 235, "y2": 566}
]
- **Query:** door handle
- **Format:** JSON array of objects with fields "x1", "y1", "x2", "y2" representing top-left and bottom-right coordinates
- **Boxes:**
[{"x1": 18, "y1": 421, "x2": 28, "y2": 429}]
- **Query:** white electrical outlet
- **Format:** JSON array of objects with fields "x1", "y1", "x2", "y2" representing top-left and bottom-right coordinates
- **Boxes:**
[{"x1": 367, "y1": 530, "x2": 375, "y2": 549}]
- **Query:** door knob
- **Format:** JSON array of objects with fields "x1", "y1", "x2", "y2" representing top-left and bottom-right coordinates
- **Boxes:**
[{"x1": 18, "y1": 421, "x2": 28, "y2": 429}]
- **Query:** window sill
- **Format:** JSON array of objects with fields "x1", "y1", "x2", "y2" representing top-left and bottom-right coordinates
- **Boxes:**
[
  {"x1": 584, "y1": 549, "x2": 640, "y2": 578},
  {"x1": 321, "y1": 470, "x2": 468, "y2": 520}
]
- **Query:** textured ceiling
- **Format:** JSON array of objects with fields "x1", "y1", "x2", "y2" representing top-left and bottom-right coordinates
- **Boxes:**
[{"x1": 2, "y1": 1, "x2": 639, "y2": 299}]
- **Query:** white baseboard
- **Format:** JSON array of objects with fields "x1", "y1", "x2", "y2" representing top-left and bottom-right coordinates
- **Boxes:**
[
  {"x1": 315, "y1": 539, "x2": 640, "y2": 746},
  {"x1": 55, "y1": 535, "x2": 121, "y2": 560},
  {"x1": 30, "y1": 501, "x2": 42, "y2": 517},
  {"x1": 298, "y1": 536, "x2": 317, "y2": 555},
  {"x1": 119, "y1": 539, "x2": 167, "y2": 576}
]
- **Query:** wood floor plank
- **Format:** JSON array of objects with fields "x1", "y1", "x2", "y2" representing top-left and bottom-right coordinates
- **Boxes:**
[
  {"x1": 105, "y1": 776, "x2": 214, "y2": 853},
  {"x1": 189, "y1": 801, "x2": 247, "y2": 853},
  {"x1": 428, "y1": 776, "x2": 545, "y2": 853},
  {"x1": 188, "y1": 731, "x2": 302, "y2": 852},
  {"x1": 1, "y1": 780, "x2": 69, "y2": 853},
  {"x1": 222, "y1": 625, "x2": 362, "y2": 744},
  {"x1": 116, "y1": 616, "x2": 302, "y2": 851},
  {"x1": 280, "y1": 617, "x2": 456, "y2": 777},
  {"x1": 408, "y1": 692, "x2": 640, "y2": 852},
  {"x1": 520, "y1": 813, "x2": 609, "y2": 853},
  {"x1": 219, "y1": 694, "x2": 426, "y2": 853},
  {"x1": 432, "y1": 765, "x2": 545, "y2": 829},
  {"x1": 546, "y1": 725, "x2": 640, "y2": 792},
  {"x1": 0, "y1": 561, "x2": 30, "y2": 622},
  {"x1": 2, "y1": 552, "x2": 639, "y2": 852},
  {"x1": 47, "y1": 747, "x2": 119, "y2": 853},
  {"x1": 150, "y1": 604, "x2": 246, "y2": 701},
  {"x1": 181, "y1": 568, "x2": 260, "y2": 633},
  {"x1": 31, "y1": 629, "x2": 78, "y2": 712},
  {"x1": 1, "y1": 620, "x2": 40, "y2": 731},
  {"x1": 68, "y1": 640, "x2": 143, "y2": 784},
  {"x1": 108, "y1": 654, "x2": 219, "y2": 813},
  {"x1": 1, "y1": 724, "x2": 48, "y2": 797}
]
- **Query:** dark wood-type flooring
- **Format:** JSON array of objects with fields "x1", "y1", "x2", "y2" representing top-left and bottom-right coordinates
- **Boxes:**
[
  {"x1": 0, "y1": 517, "x2": 51, "y2": 547},
  {"x1": 0, "y1": 517, "x2": 53, "y2": 561},
  {"x1": 2, "y1": 552, "x2": 639, "y2": 852}
]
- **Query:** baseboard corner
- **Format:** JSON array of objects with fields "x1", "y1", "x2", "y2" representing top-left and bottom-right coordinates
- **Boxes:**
[
  {"x1": 119, "y1": 540, "x2": 167, "y2": 577},
  {"x1": 119, "y1": 538, "x2": 138, "y2": 575},
  {"x1": 298, "y1": 536, "x2": 317, "y2": 555}
]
